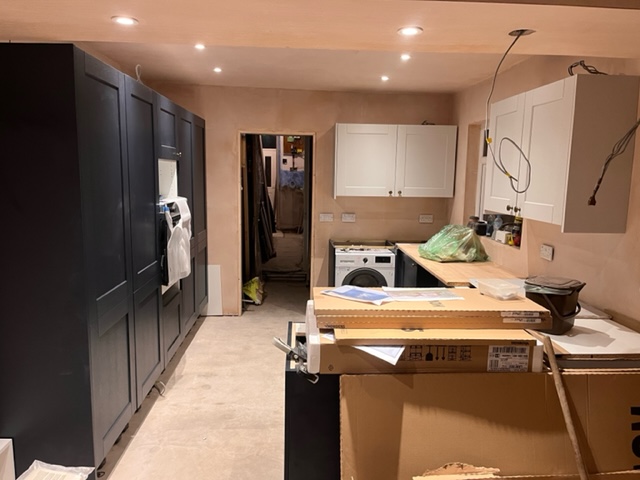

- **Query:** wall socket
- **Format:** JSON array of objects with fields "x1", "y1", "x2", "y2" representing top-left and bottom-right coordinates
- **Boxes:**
[
  {"x1": 341, "y1": 213, "x2": 356, "y2": 223},
  {"x1": 419, "y1": 214, "x2": 434, "y2": 224},
  {"x1": 540, "y1": 244, "x2": 554, "y2": 261},
  {"x1": 319, "y1": 213, "x2": 334, "y2": 222}
]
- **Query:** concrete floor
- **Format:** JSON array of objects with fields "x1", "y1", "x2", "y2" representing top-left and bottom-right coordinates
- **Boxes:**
[{"x1": 101, "y1": 280, "x2": 309, "y2": 480}]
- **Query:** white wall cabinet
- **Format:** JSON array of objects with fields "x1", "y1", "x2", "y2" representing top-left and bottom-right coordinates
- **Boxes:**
[
  {"x1": 334, "y1": 123, "x2": 457, "y2": 198},
  {"x1": 484, "y1": 74, "x2": 639, "y2": 233}
]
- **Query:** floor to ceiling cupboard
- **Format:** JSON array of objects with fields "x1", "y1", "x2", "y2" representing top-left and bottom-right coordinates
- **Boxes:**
[{"x1": 0, "y1": 43, "x2": 207, "y2": 479}]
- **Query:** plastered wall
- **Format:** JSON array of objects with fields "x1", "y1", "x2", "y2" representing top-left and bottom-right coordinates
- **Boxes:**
[
  {"x1": 153, "y1": 84, "x2": 454, "y2": 315},
  {"x1": 452, "y1": 55, "x2": 640, "y2": 324}
]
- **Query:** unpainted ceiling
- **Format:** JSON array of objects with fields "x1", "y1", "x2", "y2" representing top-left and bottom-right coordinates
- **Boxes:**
[{"x1": 2, "y1": 0, "x2": 640, "y2": 93}]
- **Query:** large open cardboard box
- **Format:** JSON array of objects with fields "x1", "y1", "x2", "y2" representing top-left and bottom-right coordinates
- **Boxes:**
[
  {"x1": 313, "y1": 288, "x2": 552, "y2": 330},
  {"x1": 340, "y1": 371, "x2": 640, "y2": 479}
]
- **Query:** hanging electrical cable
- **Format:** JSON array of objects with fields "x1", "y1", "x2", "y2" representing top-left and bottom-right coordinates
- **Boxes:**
[
  {"x1": 568, "y1": 60, "x2": 608, "y2": 76},
  {"x1": 484, "y1": 29, "x2": 535, "y2": 196},
  {"x1": 135, "y1": 64, "x2": 143, "y2": 83},
  {"x1": 588, "y1": 117, "x2": 640, "y2": 206},
  {"x1": 484, "y1": 30, "x2": 526, "y2": 142}
]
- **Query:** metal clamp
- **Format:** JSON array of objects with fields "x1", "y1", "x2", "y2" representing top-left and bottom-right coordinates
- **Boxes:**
[{"x1": 273, "y1": 337, "x2": 319, "y2": 384}]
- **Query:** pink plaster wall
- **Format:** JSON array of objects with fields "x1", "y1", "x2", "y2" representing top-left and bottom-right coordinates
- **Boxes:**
[{"x1": 153, "y1": 84, "x2": 454, "y2": 315}]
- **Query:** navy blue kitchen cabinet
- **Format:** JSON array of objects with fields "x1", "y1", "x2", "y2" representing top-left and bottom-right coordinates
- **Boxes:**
[
  {"x1": 154, "y1": 95, "x2": 203, "y2": 362},
  {"x1": 0, "y1": 43, "x2": 207, "y2": 477}
]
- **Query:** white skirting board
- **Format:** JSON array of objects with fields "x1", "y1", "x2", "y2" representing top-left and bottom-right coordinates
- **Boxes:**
[
  {"x1": 205, "y1": 265, "x2": 223, "y2": 316},
  {"x1": 0, "y1": 439, "x2": 15, "y2": 480}
]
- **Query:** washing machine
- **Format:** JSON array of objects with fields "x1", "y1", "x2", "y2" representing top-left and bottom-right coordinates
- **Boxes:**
[{"x1": 334, "y1": 247, "x2": 395, "y2": 287}]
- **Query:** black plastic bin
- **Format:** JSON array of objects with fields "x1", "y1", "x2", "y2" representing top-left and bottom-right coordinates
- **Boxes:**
[{"x1": 524, "y1": 276, "x2": 586, "y2": 335}]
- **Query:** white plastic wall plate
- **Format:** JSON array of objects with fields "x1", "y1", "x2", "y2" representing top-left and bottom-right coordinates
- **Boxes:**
[
  {"x1": 341, "y1": 213, "x2": 356, "y2": 223},
  {"x1": 540, "y1": 244, "x2": 554, "y2": 261}
]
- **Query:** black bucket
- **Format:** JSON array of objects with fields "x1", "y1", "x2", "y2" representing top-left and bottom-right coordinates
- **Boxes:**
[{"x1": 524, "y1": 276, "x2": 586, "y2": 335}]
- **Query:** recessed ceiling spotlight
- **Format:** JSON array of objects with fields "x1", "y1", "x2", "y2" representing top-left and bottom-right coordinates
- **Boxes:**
[
  {"x1": 401, "y1": 53, "x2": 411, "y2": 61},
  {"x1": 397, "y1": 26, "x2": 423, "y2": 36},
  {"x1": 195, "y1": 44, "x2": 206, "y2": 50},
  {"x1": 381, "y1": 75, "x2": 390, "y2": 82},
  {"x1": 111, "y1": 16, "x2": 139, "y2": 26},
  {"x1": 213, "y1": 67, "x2": 222, "y2": 73}
]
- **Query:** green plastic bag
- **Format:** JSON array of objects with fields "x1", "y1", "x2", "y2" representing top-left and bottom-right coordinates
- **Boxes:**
[{"x1": 418, "y1": 224, "x2": 489, "y2": 263}]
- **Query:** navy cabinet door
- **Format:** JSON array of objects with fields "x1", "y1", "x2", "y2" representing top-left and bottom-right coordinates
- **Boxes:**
[
  {"x1": 156, "y1": 94, "x2": 179, "y2": 160},
  {"x1": 125, "y1": 76, "x2": 164, "y2": 408},
  {"x1": 193, "y1": 119, "x2": 208, "y2": 313},
  {"x1": 75, "y1": 50, "x2": 135, "y2": 467}
]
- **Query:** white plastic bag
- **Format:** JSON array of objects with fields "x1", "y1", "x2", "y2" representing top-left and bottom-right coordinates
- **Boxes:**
[{"x1": 17, "y1": 460, "x2": 94, "y2": 480}]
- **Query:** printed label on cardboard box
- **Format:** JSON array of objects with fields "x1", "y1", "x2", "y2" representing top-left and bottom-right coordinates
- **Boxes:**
[
  {"x1": 501, "y1": 311, "x2": 542, "y2": 317},
  {"x1": 502, "y1": 317, "x2": 543, "y2": 324},
  {"x1": 400, "y1": 345, "x2": 473, "y2": 363},
  {"x1": 487, "y1": 345, "x2": 530, "y2": 372}
]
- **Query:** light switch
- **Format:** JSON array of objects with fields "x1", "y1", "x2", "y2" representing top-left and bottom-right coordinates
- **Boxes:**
[
  {"x1": 319, "y1": 213, "x2": 334, "y2": 222},
  {"x1": 419, "y1": 214, "x2": 434, "y2": 224},
  {"x1": 540, "y1": 244, "x2": 554, "y2": 261},
  {"x1": 342, "y1": 213, "x2": 356, "y2": 223}
]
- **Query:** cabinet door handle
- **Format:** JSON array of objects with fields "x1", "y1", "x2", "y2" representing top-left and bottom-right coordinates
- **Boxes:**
[
  {"x1": 397, "y1": 191, "x2": 402, "y2": 196},
  {"x1": 506, "y1": 205, "x2": 514, "y2": 212},
  {"x1": 389, "y1": 191, "x2": 393, "y2": 196},
  {"x1": 514, "y1": 206, "x2": 521, "y2": 214},
  {"x1": 176, "y1": 151, "x2": 182, "y2": 158}
]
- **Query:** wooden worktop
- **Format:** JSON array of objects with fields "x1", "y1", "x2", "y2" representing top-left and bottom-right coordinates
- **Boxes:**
[{"x1": 396, "y1": 243, "x2": 517, "y2": 287}]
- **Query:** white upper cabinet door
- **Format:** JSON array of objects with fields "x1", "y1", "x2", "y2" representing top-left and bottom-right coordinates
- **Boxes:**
[
  {"x1": 395, "y1": 125, "x2": 457, "y2": 197},
  {"x1": 484, "y1": 94, "x2": 525, "y2": 215},
  {"x1": 519, "y1": 78, "x2": 575, "y2": 225},
  {"x1": 334, "y1": 123, "x2": 397, "y2": 197}
]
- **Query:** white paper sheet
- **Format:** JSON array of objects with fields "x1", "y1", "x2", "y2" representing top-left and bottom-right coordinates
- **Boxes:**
[
  {"x1": 322, "y1": 286, "x2": 392, "y2": 305},
  {"x1": 353, "y1": 345, "x2": 405, "y2": 365}
]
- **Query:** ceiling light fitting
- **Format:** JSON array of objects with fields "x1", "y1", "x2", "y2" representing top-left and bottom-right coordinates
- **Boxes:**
[
  {"x1": 381, "y1": 75, "x2": 389, "y2": 82},
  {"x1": 508, "y1": 29, "x2": 535, "y2": 37},
  {"x1": 401, "y1": 53, "x2": 411, "y2": 61},
  {"x1": 111, "y1": 16, "x2": 138, "y2": 26},
  {"x1": 195, "y1": 44, "x2": 206, "y2": 50},
  {"x1": 398, "y1": 26, "x2": 423, "y2": 36},
  {"x1": 213, "y1": 67, "x2": 222, "y2": 73}
]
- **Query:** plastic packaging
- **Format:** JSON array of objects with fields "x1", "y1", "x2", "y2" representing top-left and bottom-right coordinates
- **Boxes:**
[
  {"x1": 418, "y1": 225, "x2": 489, "y2": 263},
  {"x1": 492, "y1": 215, "x2": 503, "y2": 239},
  {"x1": 476, "y1": 278, "x2": 522, "y2": 300},
  {"x1": 17, "y1": 460, "x2": 94, "y2": 480}
]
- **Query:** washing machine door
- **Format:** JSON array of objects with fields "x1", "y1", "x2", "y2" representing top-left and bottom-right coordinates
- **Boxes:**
[{"x1": 341, "y1": 268, "x2": 388, "y2": 288}]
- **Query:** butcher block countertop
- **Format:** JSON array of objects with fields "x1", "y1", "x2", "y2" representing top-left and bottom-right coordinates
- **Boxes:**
[{"x1": 396, "y1": 243, "x2": 518, "y2": 287}]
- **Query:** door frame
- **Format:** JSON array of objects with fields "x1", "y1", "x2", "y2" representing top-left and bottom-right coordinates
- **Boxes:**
[{"x1": 237, "y1": 130, "x2": 316, "y2": 313}]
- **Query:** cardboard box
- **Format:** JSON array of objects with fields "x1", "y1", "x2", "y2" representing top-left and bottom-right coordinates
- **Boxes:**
[
  {"x1": 340, "y1": 371, "x2": 640, "y2": 479},
  {"x1": 312, "y1": 328, "x2": 542, "y2": 374},
  {"x1": 414, "y1": 471, "x2": 640, "y2": 480},
  {"x1": 313, "y1": 287, "x2": 552, "y2": 330}
]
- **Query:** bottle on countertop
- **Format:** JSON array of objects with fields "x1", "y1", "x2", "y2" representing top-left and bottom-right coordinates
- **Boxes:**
[
  {"x1": 486, "y1": 214, "x2": 495, "y2": 237},
  {"x1": 512, "y1": 215, "x2": 523, "y2": 247},
  {"x1": 492, "y1": 214, "x2": 503, "y2": 239}
]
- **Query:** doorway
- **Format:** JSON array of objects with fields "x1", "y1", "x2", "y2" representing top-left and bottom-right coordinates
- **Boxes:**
[{"x1": 240, "y1": 133, "x2": 313, "y2": 306}]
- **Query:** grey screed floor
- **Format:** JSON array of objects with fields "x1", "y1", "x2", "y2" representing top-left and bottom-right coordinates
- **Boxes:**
[{"x1": 101, "y1": 280, "x2": 309, "y2": 480}]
